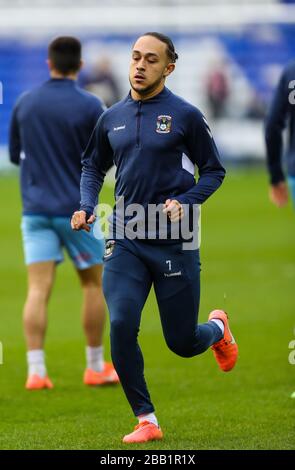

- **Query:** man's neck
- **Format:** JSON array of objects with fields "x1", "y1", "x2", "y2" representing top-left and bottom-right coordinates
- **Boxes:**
[
  {"x1": 131, "y1": 83, "x2": 165, "y2": 101},
  {"x1": 50, "y1": 71, "x2": 77, "y2": 81}
]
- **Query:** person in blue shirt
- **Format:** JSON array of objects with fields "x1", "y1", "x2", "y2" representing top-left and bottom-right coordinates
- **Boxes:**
[
  {"x1": 265, "y1": 61, "x2": 295, "y2": 400},
  {"x1": 72, "y1": 32, "x2": 238, "y2": 443},
  {"x1": 265, "y1": 60, "x2": 295, "y2": 208},
  {"x1": 9, "y1": 36, "x2": 118, "y2": 390}
]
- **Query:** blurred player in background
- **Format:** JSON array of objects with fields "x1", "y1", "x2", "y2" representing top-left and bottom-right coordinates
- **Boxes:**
[
  {"x1": 265, "y1": 61, "x2": 295, "y2": 399},
  {"x1": 72, "y1": 32, "x2": 238, "y2": 443},
  {"x1": 265, "y1": 60, "x2": 295, "y2": 209},
  {"x1": 9, "y1": 36, "x2": 118, "y2": 390},
  {"x1": 81, "y1": 56, "x2": 121, "y2": 108}
]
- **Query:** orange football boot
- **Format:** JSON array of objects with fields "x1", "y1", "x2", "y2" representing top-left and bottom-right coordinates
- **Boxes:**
[
  {"x1": 209, "y1": 309, "x2": 238, "y2": 372},
  {"x1": 84, "y1": 362, "x2": 119, "y2": 386},
  {"x1": 123, "y1": 421, "x2": 163, "y2": 444},
  {"x1": 25, "y1": 374, "x2": 53, "y2": 390}
]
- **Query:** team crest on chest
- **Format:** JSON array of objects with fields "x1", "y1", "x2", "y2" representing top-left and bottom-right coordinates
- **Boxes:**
[{"x1": 156, "y1": 115, "x2": 172, "y2": 134}]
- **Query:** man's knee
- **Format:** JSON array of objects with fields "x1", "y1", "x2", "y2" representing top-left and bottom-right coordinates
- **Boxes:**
[
  {"x1": 165, "y1": 335, "x2": 197, "y2": 358},
  {"x1": 27, "y1": 261, "x2": 55, "y2": 301},
  {"x1": 111, "y1": 316, "x2": 138, "y2": 340},
  {"x1": 110, "y1": 299, "x2": 140, "y2": 347},
  {"x1": 27, "y1": 283, "x2": 51, "y2": 302}
]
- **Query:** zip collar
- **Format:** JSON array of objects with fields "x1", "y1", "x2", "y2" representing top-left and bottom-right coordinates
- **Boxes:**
[{"x1": 127, "y1": 86, "x2": 171, "y2": 104}]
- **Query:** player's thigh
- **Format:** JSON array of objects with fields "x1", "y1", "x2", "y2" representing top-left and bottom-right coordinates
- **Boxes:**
[
  {"x1": 26, "y1": 261, "x2": 56, "y2": 298},
  {"x1": 102, "y1": 239, "x2": 152, "y2": 325},
  {"x1": 21, "y1": 215, "x2": 63, "y2": 266},
  {"x1": 53, "y1": 217, "x2": 104, "y2": 270},
  {"x1": 76, "y1": 263, "x2": 103, "y2": 288},
  {"x1": 152, "y1": 244, "x2": 201, "y2": 333}
]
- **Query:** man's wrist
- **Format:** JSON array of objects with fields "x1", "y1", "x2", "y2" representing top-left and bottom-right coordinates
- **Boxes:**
[
  {"x1": 79, "y1": 207, "x2": 94, "y2": 221},
  {"x1": 270, "y1": 174, "x2": 285, "y2": 185}
]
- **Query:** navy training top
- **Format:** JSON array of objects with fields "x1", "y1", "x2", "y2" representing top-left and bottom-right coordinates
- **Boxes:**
[
  {"x1": 9, "y1": 78, "x2": 105, "y2": 216},
  {"x1": 80, "y1": 86, "x2": 226, "y2": 240},
  {"x1": 265, "y1": 60, "x2": 295, "y2": 183}
]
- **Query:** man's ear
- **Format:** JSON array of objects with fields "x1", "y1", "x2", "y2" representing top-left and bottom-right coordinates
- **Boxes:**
[
  {"x1": 47, "y1": 59, "x2": 53, "y2": 71},
  {"x1": 163, "y1": 63, "x2": 175, "y2": 78}
]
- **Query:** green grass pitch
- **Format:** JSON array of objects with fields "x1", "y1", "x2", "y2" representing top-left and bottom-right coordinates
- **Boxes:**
[{"x1": 0, "y1": 169, "x2": 294, "y2": 450}]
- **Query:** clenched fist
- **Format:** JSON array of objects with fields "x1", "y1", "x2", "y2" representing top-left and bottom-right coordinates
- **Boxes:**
[
  {"x1": 163, "y1": 199, "x2": 184, "y2": 222},
  {"x1": 71, "y1": 210, "x2": 96, "y2": 232},
  {"x1": 269, "y1": 182, "x2": 288, "y2": 208}
]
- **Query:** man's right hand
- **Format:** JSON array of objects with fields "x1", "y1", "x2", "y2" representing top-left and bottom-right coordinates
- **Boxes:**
[
  {"x1": 71, "y1": 210, "x2": 96, "y2": 232},
  {"x1": 269, "y1": 182, "x2": 288, "y2": 208}
]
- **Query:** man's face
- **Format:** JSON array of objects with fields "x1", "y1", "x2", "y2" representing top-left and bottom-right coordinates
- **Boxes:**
[{"x1": 129, "y1": 35, "x2": 174, "y2": 96}]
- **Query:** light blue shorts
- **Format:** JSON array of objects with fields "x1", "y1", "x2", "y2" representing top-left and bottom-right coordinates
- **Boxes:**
[
  {"x1": 288, "y1": 176, "x2": 295, "y2": 208},
  {"x1": 21, "y1": 215, "x2": 104, "y2": 269}
]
